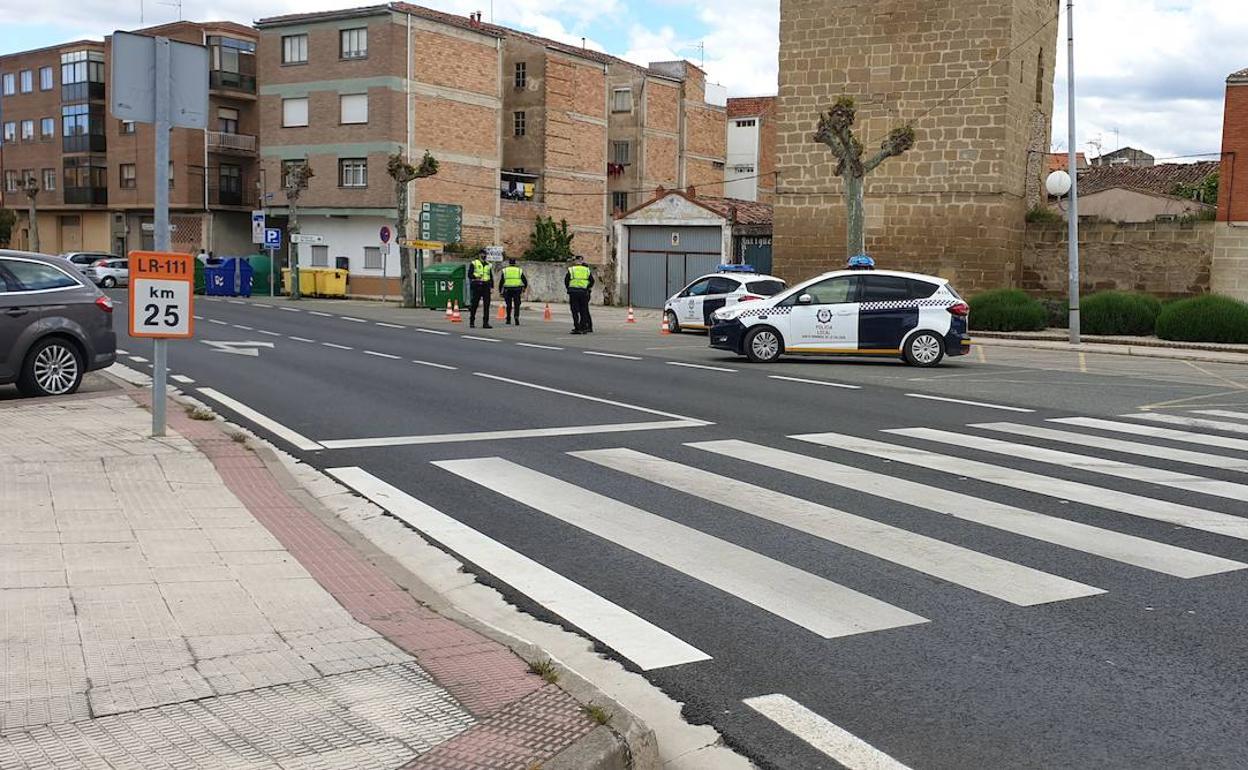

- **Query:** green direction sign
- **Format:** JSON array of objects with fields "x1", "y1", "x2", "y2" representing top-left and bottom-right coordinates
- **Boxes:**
[{"x1": 419, "y1": 202, "x2": 462, "y2": 243}]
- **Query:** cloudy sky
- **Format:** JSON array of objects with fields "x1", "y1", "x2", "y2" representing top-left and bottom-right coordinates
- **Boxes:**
[{"x1": 2, "y1": 0, "x2": 1243, "y2": 162}]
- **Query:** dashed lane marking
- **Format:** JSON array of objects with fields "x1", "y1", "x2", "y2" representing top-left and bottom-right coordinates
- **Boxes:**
[
  {"x1": 665, "y1": 361, "x2": 737, "y2": 373},
  {"x1": 584, "y1": 351, "x2": 642, "y2": 360},
  {"x1": 288, "y1": 336, "x2": 315, "y2": 343},
  {"x1": 903, "y1": 393, "x2": 1034, "y2": 412},
  {"x1": 462, "y1": 335, "x2": 500, "y2": 343},
  {"x1": 516, "y1": 342, "x2": 563, "y2": 351},
  {"x1": 322, "y1": 342, "x2": 353, "y2": 350},
  {"x1": 342, "y1": 317, "x2": 367, "y2": 323},
  {"x1": 416, "y1": 328, "x2": 450, "y2": 336},
  {"x1": 769, "y1": 375, "x2": 861, "y2": 390},
  {"x1": 376, "y1": 322, "x2": 405, "y2": 329},
  {"x1": 413, "y1": 360, "x2": 457, "y2": 370},
  {"x1": 258, "y1": 330, "x2": 282, "y2": 337},
  {"x1": 364, "y1": 351, "x2": 401, "y2": 360}
]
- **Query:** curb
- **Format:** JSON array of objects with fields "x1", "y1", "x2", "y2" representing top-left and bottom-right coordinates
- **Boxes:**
[{"x1": 974, "y1": 335, "x2": 1248, "y2": 365}]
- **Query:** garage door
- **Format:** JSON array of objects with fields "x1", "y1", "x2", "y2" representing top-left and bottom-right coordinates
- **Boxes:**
[{"x1": 627, "y1": 226, "x2": 722, "y2": 308}]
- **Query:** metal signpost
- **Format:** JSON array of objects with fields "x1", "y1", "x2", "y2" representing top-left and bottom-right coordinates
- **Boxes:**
[
  {"x1": 112, "y1": 31, "x2": 207, "y2": 437},
  {"x1": 264, "y1": 228, "x2": 281, "y2": 297},
  {"x1": 379, "y1": 226, "x2": 392, "y2": 301},
  {"x1": 251, "y1": 210, "x2": 266, "y2": 245},
  {"x1": 418, "y1": 204, "x2": 461, "y2": 307}
]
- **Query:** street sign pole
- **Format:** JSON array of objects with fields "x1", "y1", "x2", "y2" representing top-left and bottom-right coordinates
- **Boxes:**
[{"x1": 152, "y1": 38, "x2": 171, "y2": 437}]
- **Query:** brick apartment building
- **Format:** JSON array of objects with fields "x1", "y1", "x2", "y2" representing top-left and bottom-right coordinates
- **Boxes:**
[
  {"x1": 724, "y1": 96, "x2": 776, "y2": 203},
  {"x1": 0, "y1": 22, "x2": 260, "y2": 256},
  {"x1": 1213, "y1": 66, "x2": 1248, "y2": 299}
]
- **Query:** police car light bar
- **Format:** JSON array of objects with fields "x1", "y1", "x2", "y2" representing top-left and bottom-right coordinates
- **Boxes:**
[{"x1": 717, "y1": 264, "x2": 757, "y2": 273}]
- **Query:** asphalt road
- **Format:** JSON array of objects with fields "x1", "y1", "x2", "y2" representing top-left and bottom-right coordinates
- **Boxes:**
[{"x1": 108, "y1": 291, "x2": 1248, "y2": 770}]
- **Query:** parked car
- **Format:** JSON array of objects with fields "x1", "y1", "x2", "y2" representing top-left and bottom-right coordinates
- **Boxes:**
[
  {"x1": 663, "y1": 266, "x2": 787, "y2": 332},
  {"x1": 85, "y1": 258, "x2": 130, "y2": 288},
  {"x1": 63, "y1": 251, "x2": 117, "y2": 275},
  {"x1": 709, "y1": 269, "x2": 970, "y2": 367},
  {"x1": 0, "y1": 251, "x2": 117, "y2": 396}
]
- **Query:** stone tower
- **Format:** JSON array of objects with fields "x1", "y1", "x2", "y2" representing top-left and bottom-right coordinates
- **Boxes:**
[{"x1": 773, "y1": 0, "x2": 1058, "y2": 290}]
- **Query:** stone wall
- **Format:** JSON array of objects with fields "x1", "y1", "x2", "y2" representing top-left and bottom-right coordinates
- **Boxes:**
[
  {"x1": 1020, "y1": 221, "x2": 1214, "y2": 298},
  {"x1": 1212, "y1": 223, "x2": 1248, "y2": 301}
]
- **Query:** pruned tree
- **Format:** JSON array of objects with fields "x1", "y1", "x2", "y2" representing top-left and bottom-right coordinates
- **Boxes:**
[
  {"x1": 283, "y1": 160, "x2": 313, "y2": 300},
  {"x1": 388, "y1": 151, "x2": 440, "y2": 308},
  {"x1": 22, "y1": 175, "x2": 41, "y2": 253},
  {"x1": 813, "y1": 96, "x2": 916, "y2": 258}
]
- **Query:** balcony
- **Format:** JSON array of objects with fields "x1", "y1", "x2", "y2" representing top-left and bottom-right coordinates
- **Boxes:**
[
  {"x1": 209, "y1": 71, "x2": 256, "y2": 94},
  {"x1": 64, "y1": 187, "x2": 107, "y2": 205},
  {"x1": 207, "y1": 131, "x2": 257, "y2": 154}
]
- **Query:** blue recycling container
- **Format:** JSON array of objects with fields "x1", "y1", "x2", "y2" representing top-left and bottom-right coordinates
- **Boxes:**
[{"x1": 205, "y1": 258, "x2": 254, "y2": 297}]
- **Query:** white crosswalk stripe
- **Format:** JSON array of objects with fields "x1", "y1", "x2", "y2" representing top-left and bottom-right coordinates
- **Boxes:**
[
  {"x1": 1193, "y1": 409, "x2": 1248, "y2": 422},
  {"x1": 1050, "y1": 416, "x2": 1248, "y2": 453},
  {"x1": 1126, "y1": 412, "x2": 1248, "y2": 435},
  {"x1": 689, "y1": 440, "x2": 1244, "y2": 578},
  {"x1": 888, "y1": 427, "x2": 1248, "y2": 503},
  {"x1": 973, "y1": 422, "x2": 1248, "y2": 472},
  {"x1": 792, "y1": 432, "x2": 1248, "y2": 541},
  {"x1": 433, "y1": 457, "x2": 928, "y2": 639},
  {"x1": 745, "y1": 694, "x2": 914, "y2": 770},
  {"x1": 573, "y1": 448, "x2": 1103, "y2": 605}
]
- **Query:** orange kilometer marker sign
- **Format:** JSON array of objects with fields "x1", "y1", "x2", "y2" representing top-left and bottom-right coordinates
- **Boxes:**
[{"x1": 128, "y1": 251, "x2": 196, "y2": 340}]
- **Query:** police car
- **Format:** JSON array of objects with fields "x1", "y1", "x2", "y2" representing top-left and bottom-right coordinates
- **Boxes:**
[
  {"x1": 663, "y1": 266, "x2": 787, "y2": 333},
  {"x1": 709, "y1": 268, "x2": 970, "y2": 366}
]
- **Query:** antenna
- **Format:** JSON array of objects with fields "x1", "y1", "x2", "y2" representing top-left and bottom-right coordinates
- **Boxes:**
[
  {"x1": 157, "y1": 0, "x2": 182, "y2": 20},
  {"x1": 697, "y1": 41, "x2": 705, "y2": 68}
]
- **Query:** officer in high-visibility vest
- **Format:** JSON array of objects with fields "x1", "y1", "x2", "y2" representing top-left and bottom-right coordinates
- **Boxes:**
[
  {"x1": 497, "y1": 257, "x2": 528, "y2": 325},
  {"x1": 468, "y1": 250, "x2": 494, "y2": 329},
  {"x1": 564, "y1": 255, "x2": 594, "y2": 335}
]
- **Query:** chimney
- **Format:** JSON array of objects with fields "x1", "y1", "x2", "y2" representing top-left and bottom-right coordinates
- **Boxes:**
[
  {"x1": 469, "y1": 11, "x2": 481, "y2": 26},
  {"x1": 655, "y1": 186, "x2": 666, "y2": 198},
  {"x1": 581, "y1": 37, "x2": 586, "y2": 49},
  {"x1": 686, "y1": 185, "x2": 697, "y2": 199}
]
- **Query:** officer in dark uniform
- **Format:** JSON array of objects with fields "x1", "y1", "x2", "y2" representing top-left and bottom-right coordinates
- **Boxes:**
[
  {"x1": 565, "y1": 255, "x2": 594, "y2": 334},
  {"x1": 468, "y1": 251, "x2": 494, "y2": 328},
  {"x1": 498, "y1": 257, "x2": 528, "y2": 325}
]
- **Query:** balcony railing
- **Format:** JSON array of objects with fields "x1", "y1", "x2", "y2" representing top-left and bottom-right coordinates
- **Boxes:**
[
  {"x1": 209, "y1": 71, "x2": 256, "y2": 94},
  {"x1": 207, "y1": 131, "x2": 257, "y2": 153}
]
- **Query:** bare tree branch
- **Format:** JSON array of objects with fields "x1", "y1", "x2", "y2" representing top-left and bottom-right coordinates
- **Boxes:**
[{"x1": 863, "y1": 126, "x2": 916, "y2": 174}]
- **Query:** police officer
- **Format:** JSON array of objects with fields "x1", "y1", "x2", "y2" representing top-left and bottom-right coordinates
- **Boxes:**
[
  {"x1": 565, "y1": 255, "x2": 594, "y2": 334},
  {"x1": 468, "y1": 250, "x2": 494, "y2": 329},
  {"x1": 847, "y1": 253, "x2": 876, "y2": 270},
  {"x1": 498, "y1": 257, "x2": 528, "y2": 325}
]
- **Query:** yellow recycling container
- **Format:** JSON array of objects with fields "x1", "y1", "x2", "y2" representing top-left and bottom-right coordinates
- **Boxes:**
[
  {"x1": 314, "y1": 268, "x2": 348, "y2": 298},
  {"x1": 281, "y1": 268, "x2": 318, "y2": 296}
]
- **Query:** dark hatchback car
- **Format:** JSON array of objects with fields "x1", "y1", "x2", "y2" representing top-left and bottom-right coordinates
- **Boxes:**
[{"x1": 0, "y1": 250, "x2": 117, "y2": 397}]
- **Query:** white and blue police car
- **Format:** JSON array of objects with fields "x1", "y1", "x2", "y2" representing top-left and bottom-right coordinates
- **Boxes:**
[
  {"x1": 663, "y1": 265, "x2": 787, "y2": 333},
  {"x1": 708, "y1": 267, "x2": 971, "y2": 367}
]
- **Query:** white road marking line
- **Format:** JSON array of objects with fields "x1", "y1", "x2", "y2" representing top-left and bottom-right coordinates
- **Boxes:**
[
  {"x1": 665, "y1": 361, "x2": 737, "y2": 372},
  {"x1": 974, "y1": 422, "x2": 1248, "y2": 472},
  {"x1": 232, "y1": 324, "x2": 253, "y2": 331},
  {"x1": 435, "y1": 458, "x2": 927, "y2": 638},
  {"x1": 1194, "y1": 409, "x2": 1248, "y2": 422},
  {"x1": 289, "y1": 336, "x2": 315, "y2": 343},
  {"x1": 193, "y1": 315, "x2": 205, "y2": 321},
  {"x1": 280, "y1": 307, "x2": 301, "y2": 312},
  {"x1": 516, "y1": 342, "x2": 564, "y2": 351},
  {"x1": 341, "y1": 316, "x2": 367, "y2": 323},
  {"x1": 416, "y1": 328, "x2": 450, "y2": 336},
  {"x1": 794, "y1": 432, "x2": 1248, "y2": 541},
  {"x1": 375, "y1": 322, "x2": 405, "y2": 329},
  {"x1": 309, "y1": 311, "x2": 332, "y2": 317},
  {"x1": 744, "y1": 694, "x2": 913, "y2": 770},
  {"x1": 413, "y1": 360, "x2": 457, "y2": 370},
  {"x1": 254, "y1": 303, "x2": 273, "y2": 308},
  {"x1": 258, "y1": 330, "x2": 282, "y2": 337},
  {"x1": 196, "y1": 387, "x2": 322, "y2": 451},
  {"x1": 208, "y1": 319, "x2": 228, "y2": 325},
  {"x1": 170, "y1": 375, "x2": 195, "y2": 384},
  {"x1": 578, "y1": 449, "x2": 1101, "y2": 605},
  {"x1": 129, "y1": 356, "x2": 149, "y2": 363},
  {"x1": 473, "y1": 373, "x2": 710, "y2": 424},
  {"x1": 226, "y1": 300, "x2": 244, "y2": 305},
  {"x1": 364, "y1": 351, "x2": 400, "y2": 360},
  {"x1": 105, "y1": 363, "x2": 151, "y2": 385},
  {"x1": 322, "y1": 342, "x2": 353, "y2": 350},
  {"x1": 116, "y1": 348, "x2": 129, "y2": 355},
  {"x1": 327, "y1": 467, "x2": 711, "y2": 670},
  {"x1": 584, "y1": 351, "x2": 642, "y2": 360},
  {"x1": 1126, "y1": 412, "x2": 1248, "y2": 436},
  {"x1": 690, "y1": 441, "x2": 1242, "y2": 579},
  {"x1": 462, "y1": 335, "x2": 500, "y2": 343},
  {"x1": 320, "y1": 420, "x2": 705, "y2": 450},
  {"x1": 891, "y1": 427, "x2": 1248, "y2": 504},
  {"x1": 1051, "y1": 417, "x2": 1248, "y2": 453},
  {"x1": 903, "y1": 393, "x2": 1034, "y2": 412},
  {"x1": 769, "y1": 375, "x2": 862, "y2": 390}
]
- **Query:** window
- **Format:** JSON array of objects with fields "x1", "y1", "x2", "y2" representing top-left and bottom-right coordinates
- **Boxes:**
[
  {"x1": 798, "y1": 276, "x2": 856, "y2": 305},
  {"x1": 63, "y1": 156, "x2": 108, "y2": 204},
  {"x1": 513, "y1": 110, "x2": 526, "y2": 137},
  {"x1": 282, "y1": 34, "x2": 308, "y2": 64},
  {"x1": 168, "y1": 161, "x2": 175, "y2": 189},
  {"x1": 363, "y1": 246, "x2": 383, "y2": 269},
  {"x1": 42, "y1": 168, "x2": 55, "y2": 192},
  {"x1": 611, "y1": 141, "x2": 630, "y2": 164},
  {"x1": 612, "y1": 88, "x2": 632, "y2": 112},
  {"x1": 338, "y1": 158, "x2": 367, "y2": 188},
  {"x1": 208, "y1": 36, "x2": 256, "y2": 92},
  {"x1": 733, "y1": 164, "x2": 755, "y2": 174},
  {"x1": 282, "y1": 97, "x2": 308, "y2": 127},
  {"x1": 20, "y1": 120, "x2": 34, "y2": 141},
  {"x1": 120, "y1": 164, "x2": 137, "y2": 189},
  {"x1": 612, "y1": 191, "x2": 629, "y2": 212},
  {"x1": 20, "y1": 70, "x2": 33, "y2": 93},
  {"x1": 514, "y1": 62, "x2": 527, "y2": 88},
  {"x1": 712, "y1": 160, "x2": 725, "y2": 170},
  {"x1": 62, "y1": 103, "x2": 105, "y2": 152},
  {"x1": 907, "y1": 279, "x2": 938, "y2": 299},
  {"x1": 60, "y1": 51, "x2": 104, "y2": 101},
  {"x1": 339, "y1": 93, "x2": 368, "y2": 124},
  {"x1": 858, "y1": 275, "x2": 916, "y2": 302},
  {"x1": 20, "y1": 170, "x2": 33, "y2": 189},
  {"x1": 40, "y1": 118, "x2": 54, "y2": 139},
  {"x1": 682, "y1": 278, "x2": 713, "y2": 297},
  {"x1": 219, "y1": 164, "x2": 241, "y2": 204},
  {"x1": 217, "y1": 107, "x2": 239, "y2": 134},
  {"x1": 340, "y1": 27, "x2": 367, "y2": 59},
  {"x1": 120, "y1": 120, "x2": 135, "y2": 135},
  {"x1": 1, "y1": 259, "x2": 78, "y2": 291},
  {"x1": 707, "y1": 276, "x2": 740, "y2": 295},
  {"x1": 734, "y1": 119, "x2": 756, "y2": 128},
  {"x1": 3, "y1": 171, "x2": 18, "y2": 192},
  {"x1": 1, "y1": 74, "x2": 13, "y2": 95},
  {"x1": 746, "y1": 279, "x2": 786, "y2": 297},
  {"x1": 310, "y1": 245, "x2": 329, "y2": 267},
  {"x1": 2, "y1": 122, "x2": 14, "y2": 143},
  {"x1": 39, "y1": 66, "x2": 52, "y2": 90}
]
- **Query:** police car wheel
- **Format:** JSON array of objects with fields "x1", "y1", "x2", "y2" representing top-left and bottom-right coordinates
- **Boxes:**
[
  {"x1": 904, "y1": 331, "x2": 944, "y2": 367},
  {"x1": 744, "y1": 327, "x2": 782, "y2": 363},
  {"x1": 665, "y1": 310, "x2": 681, "y2": 334}
]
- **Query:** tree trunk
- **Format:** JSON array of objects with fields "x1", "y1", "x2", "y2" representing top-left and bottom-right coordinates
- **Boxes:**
[
  {"x1": 397, "y1": 181, "x2": 415, "y2": 308},
  {"x1": 289, "y1": 200, "x2": 301, "y2": 300},
  {"x1": 27, "y1": 200, "x2": 40, "y2": 253},
  {"x1": 843, "y1": 173, "x2": 865, "y2": 258}
]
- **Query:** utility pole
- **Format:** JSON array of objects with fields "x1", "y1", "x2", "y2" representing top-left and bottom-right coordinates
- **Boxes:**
[
  {"x1": 21, "y1": 175, "x2": 40, "y2": 253},
  {"x1": 283, "y1": 161, "x2": 312, "y2": 300},
  {"x1": 1065, "y1": 0, "x2": 1080, "y2": 345}
]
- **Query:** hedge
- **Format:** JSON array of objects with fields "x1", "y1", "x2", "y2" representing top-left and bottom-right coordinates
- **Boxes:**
[
  {"x1": 1079, "y1": 291, "x2": 1162, "y2": 336},
  {"x1": 968, "y1": 289, "x2": 1048, "y2": 332},
  {"x1": 1155, "y1": 295, "x2": 1248, "y2": 344}
]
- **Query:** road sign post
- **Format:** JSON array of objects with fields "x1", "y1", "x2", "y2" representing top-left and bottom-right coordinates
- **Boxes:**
[{"x1": 129, "y1": 251, "x2": 195, "y2": 435}]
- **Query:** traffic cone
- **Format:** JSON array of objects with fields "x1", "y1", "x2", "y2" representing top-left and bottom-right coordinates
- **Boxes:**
[
  {"x1": 451, "y1": 301, "x2": 462, "y2": 323},
  {"x1": 543, "y1": 304, "x2": 552, "y2": 322},
  {"x1": 626, "y1": 307, "x2": 637, "y2": 324},
  {"x1": 497, "y1": 304, "x2": 506, "y2": 321},
  {"x1": 660, "y1": 315, "x2": 671, "y2": 335},
  {"x1": 445, "y1": 302, "x2": 453, "y2": 321}
]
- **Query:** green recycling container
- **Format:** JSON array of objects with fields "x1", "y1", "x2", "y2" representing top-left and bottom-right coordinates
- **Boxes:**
[{"x1": 421, "y1": 262, "x2": 467, "y2": 310}]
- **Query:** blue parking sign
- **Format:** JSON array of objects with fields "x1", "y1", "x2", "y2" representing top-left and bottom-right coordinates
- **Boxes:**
[{"x1": 264, "y1": 228, "x2": 282, "y2": 248}]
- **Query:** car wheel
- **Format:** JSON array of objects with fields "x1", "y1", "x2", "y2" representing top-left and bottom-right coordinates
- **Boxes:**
[
  {"x1": 903, "y1": 331, "x2": 945, "y2": 367},
  {"x1": 744, "y1": 327, "x2": 783, "y2": 363},
  {"x1": 18, "y1": 338, "x2": 84, "y2": 397},
  {"x1": 665, "y1": 310, "x2": 682, "y2": 334},
  {"x1": 101, "y1": 276, "x2": 116, "y2": 288}
]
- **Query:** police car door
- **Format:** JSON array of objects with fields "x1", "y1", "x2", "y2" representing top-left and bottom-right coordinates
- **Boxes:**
[
  {"x1": 701, "y1": 276, "x2": 741, "y2": 327},
  {"x1": 788, "y1": 275, "x2": 860, "y2": 351},
  {"x1": 677, "y1": 277, "x2": 713, "y2": 327},
  {"x1": 856, "y1": 274, "x2": 921, "y2": 352}
]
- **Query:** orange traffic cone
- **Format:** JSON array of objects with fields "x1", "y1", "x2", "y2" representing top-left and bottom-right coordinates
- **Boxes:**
[
  {"x1": 445, "y1": 302, "x2": 453, "y2": 321},
  {"x1": 660, "y1": 315, "x2": 671, "y2": 335},
  {"x1": 626, "y1": 307, "x2": 637, "y2": 324},
  {"x1": 451, "y1": 301, "x2": 462, "y2": 323},
  {"x1": 543, "y1": 304, "x2": 553, "y2": 322},
  {"x1": 497, "y1": 303, "x2": 506, "y2": 321}
]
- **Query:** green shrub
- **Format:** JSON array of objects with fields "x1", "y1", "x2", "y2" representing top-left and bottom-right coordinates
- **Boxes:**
[
  {"x1": 1041, "y1": 297, "x2": 1068, "y2": 329},
  {"x1": 1025, "y1": 205, "x2": 1062, "y2": 223},
  {"x1": 1079, "y1": 291, "x2": 1161, "y2": 336},
  {"x1": 1155, "y1": 295, "x2": 1248, "y2": 344},
  {"x1": 968, "y1": 289, "x2": 1048, "y2": 332}
]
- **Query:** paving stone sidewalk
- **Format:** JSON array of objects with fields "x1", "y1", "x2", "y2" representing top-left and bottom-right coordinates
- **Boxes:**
[{"x1": 0, "y1": 389, "x2": 597, "y2": 769}]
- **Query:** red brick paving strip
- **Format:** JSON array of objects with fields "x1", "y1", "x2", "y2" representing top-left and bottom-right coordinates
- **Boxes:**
[{"x1": 131, "y1": 391, "x2": 595, "y2": 766}]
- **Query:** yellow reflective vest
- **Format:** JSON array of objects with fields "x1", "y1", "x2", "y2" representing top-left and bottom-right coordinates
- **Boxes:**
[{"x1": 568, "y1": 264, "x2": 591, "y2": 290}]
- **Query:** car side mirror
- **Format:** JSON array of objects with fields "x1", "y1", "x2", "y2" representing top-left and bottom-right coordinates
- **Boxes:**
[{"x1": 797, "y1": 294, "x2": 813, "y2": 305}]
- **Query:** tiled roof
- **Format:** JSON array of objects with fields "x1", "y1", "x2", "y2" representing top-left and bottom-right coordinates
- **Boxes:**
[
  {"x1": 1047, "y1": 152, "x2": 1087, "y2": 173},
  {"x1": 697, "y1": 196, "x2": 773, "y2": 226},
  {"x1": 727, "y1": 96, "x2": 776, "y2": 118},
  {"x1": 257, "y1": 4, "x2": 393, "y2": 27},
  {"x1": 1231, "y1": 67, "x2": 1248, "y2": 82},
  {"x1": 1077, "y1": 160, "x2": 1220, "y2": 197}
]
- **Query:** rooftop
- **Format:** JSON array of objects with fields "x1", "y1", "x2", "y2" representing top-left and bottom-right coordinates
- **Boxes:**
[
  {"x1": 621, "y1": 189, "x2": 773, "y2": 226},
  {"x1": 727, "y1": 96, "x2": 776, "y2": 119},
  {"x1": 1047, "y1": 153, "x2": 1087, "y2": 173},
  {"x1": 1077, "y1": 160, "x2": 1220, "y2": 198},
  {"x1": 1231, "y1": 67, "x2": 1248, "y2": 83}
]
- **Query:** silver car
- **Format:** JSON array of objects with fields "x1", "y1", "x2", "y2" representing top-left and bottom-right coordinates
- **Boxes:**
[
  {"x1": 0, "y1": 251, "x2": 117, "y2": 396},
  {"x1": 63, "y1": 251, "x2": 117, "y2": 275},
  {"x1": 85, "y1": 258, "x2": 129, "y2": 288}
]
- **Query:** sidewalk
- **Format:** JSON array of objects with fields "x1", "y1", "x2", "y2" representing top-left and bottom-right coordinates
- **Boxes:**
[
  {"x1": 0, "y1": 384, "x2": 624, "y2": 769},
  {"x1": 973, "y1": 329, "x2": 1248, "y2": 365}
]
